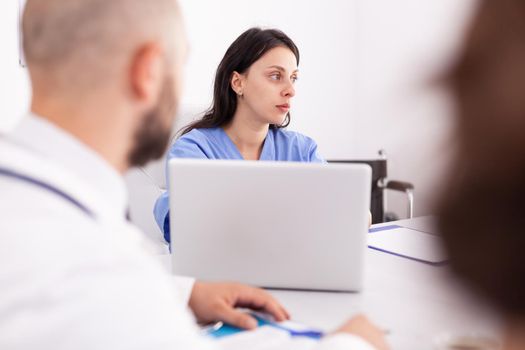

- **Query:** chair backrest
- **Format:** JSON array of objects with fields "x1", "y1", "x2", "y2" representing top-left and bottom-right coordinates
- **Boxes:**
[
  {"x1": 328, "y1": 159, "x2": 387, "y2": 224},
  {"x1": 124, "y1": 158, "x2": 167, "y2": 252}
]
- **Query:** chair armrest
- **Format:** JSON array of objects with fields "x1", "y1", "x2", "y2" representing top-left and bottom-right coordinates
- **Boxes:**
[
  {"x1": 384, "y1": 180, "x2": 414, "y2": 192},
  {"x1": 384, "y1": 180, "x2": 414, "y2": 219}
]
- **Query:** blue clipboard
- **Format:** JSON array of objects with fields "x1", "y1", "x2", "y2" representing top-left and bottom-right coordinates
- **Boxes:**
[{"x1": 206, "y1": 314, "x2": 324, "y2": 340}]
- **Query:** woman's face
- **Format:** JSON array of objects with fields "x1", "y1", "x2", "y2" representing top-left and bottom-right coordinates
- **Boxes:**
[{"x1": 234, "y1": 46, "x2": 298, "y2": 126}]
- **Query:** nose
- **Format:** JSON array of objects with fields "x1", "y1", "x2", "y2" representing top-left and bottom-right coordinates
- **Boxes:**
[{"x1": 282, "y1": 80, "x2": 296, "y2": 98}]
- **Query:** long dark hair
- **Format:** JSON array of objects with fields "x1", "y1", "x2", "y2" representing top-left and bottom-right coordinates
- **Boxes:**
[
  {"x1": 181, "y1": 27, "x2": 300, "y2": 136},
  {"x1": 438, "y1": 0, "x2": 525, "y2": 318}
]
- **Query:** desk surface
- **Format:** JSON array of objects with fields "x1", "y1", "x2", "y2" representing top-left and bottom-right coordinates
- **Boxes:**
[
  {"x1": 270, "y1": 217, "x2": 501, "y2": 349},
  {"x1": 161, "y1": 216, "x2": 502, "y2": 349}
]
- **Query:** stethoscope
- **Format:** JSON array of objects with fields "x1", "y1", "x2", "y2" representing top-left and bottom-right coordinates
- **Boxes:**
[{"x1": 0, "y1": 166, "x2": 95, "y2": 219}]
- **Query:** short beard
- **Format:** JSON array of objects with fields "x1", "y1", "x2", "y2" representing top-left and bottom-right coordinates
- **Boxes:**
[{"x1": 128, "y1": 78, "x2": 176, "y2": 167}]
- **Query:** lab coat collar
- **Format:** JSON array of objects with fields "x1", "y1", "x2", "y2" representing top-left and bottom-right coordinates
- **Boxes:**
[{"x1": 8, "y1": 113, "x2": 128, "y2": 222}]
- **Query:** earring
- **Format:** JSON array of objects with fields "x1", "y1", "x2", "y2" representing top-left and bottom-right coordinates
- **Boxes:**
[{"x1": 238, "y1": 91, "x2": 243, "y2": 97}]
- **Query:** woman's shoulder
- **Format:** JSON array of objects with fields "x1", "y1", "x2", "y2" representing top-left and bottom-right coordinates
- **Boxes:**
[
  {"x1": 270, "y1": 128, "x2": 318, "y2": 147},
  {"x1": 177, "y1": 127, "x2": 221, "y2": 143},
  {"x1": 169, "y1": 127, "x2": 222, "y2": 159},
  {"x1": 269, "y1": 128, "x2": 324, "y2": 162}
]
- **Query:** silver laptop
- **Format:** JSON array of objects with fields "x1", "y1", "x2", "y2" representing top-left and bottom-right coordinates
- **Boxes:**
[{"x1": 169, "y1": 159, "x2": 371, "y2": 292}]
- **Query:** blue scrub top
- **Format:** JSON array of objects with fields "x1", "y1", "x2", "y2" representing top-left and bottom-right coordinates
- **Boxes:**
[{"x1": 153, "y1": 127, "x2": 324, "y2": 242}]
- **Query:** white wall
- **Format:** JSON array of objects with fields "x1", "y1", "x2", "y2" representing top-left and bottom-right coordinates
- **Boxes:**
[
  {"x1": 0, "y1": 0, "x2": 31, "y2": 133},
  {"x1": 355, "y1": 0, "x2": 477, "y2": 217},
  {"x1": 1, "y1": 0, "x2": 478, "y2": 218}
]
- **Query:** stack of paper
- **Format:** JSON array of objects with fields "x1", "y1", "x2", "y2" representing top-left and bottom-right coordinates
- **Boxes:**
[{"x1": 368, "y1": 225, "x2": 448, "y2": 265}]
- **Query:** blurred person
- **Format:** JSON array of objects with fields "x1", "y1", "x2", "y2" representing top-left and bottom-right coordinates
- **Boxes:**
[
  {"x1": 0, "y1": 0, "x2": 387, "y2": 349},
  {"x1": 438, "y1": 0, "x2": 525, "y2": 349}
]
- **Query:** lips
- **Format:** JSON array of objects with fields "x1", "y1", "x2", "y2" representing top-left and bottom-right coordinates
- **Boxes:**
[{"x1": 276, "y1": 103, "x2": 290, "y2": 112}]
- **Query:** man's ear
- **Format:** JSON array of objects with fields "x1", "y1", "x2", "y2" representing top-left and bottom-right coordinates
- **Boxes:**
[
  {"x1": 129, "y1": 43, "x2": 164, "y2": 104},
  {"x1": 230, "y1": 71, "x2": 245, "y2": 96}
]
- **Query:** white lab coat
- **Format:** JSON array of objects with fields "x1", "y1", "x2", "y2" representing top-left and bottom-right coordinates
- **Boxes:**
[{"x1": 0, "y1": 115, "x2": 374, "y2": 350}]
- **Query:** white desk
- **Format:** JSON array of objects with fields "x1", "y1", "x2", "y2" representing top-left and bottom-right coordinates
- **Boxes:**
[
  {"x1": 268, "y1": 217, "x2": 501, "y2": 349},
  {"x1": 162, "y1": 217, "x2": 502, "y2": 349}
]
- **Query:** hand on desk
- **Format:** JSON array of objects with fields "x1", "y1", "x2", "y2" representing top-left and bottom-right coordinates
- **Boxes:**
[
  {"x1": 189, "y1": 281, "x2": 290, "y2": 330},
  {"x1": 335, "y1": 315, "x2": 389, "y2": 350}
]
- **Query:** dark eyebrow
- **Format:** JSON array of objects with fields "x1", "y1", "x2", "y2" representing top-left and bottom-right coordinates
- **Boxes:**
[{"x1": 266, "y1": 65, "x2": 299, "y2": 74}]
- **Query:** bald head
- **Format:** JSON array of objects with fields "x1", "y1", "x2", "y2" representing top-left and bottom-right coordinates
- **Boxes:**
[
  {"x1": 22, "y1": 0, "x2": 187, "y2": 172},
  {"x1": 23, "y1": 0, "x2": 183, "y2": 90}
]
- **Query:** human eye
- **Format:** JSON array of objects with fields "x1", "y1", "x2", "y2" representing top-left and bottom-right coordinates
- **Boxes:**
[
  {"x1": 269, "y1": 72, "x2": 281, "y2": 81},
  {"x1": 291, "y1": 75, "x2": 299, "y2": 83}
]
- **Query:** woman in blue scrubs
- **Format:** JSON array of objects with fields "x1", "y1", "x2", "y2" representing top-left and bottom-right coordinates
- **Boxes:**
[{"x1": 154, "y1": 27, "x2": 324, "y2": 241}]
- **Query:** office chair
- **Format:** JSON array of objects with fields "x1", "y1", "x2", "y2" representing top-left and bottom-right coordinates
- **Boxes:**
[{"x1": 328, "y1": 150, "x2": 414, "y2": 224}]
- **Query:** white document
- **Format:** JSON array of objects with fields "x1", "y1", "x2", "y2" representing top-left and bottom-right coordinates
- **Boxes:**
[
  {"x1": 216, "y1": 327, "x2": 293, "y2": 349},
  {"x1": 368, "y1": 226, "x2": 448, "y2": 264}
]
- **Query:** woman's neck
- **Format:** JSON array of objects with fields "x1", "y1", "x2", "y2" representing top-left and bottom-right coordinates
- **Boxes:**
[{"x1": 223, "y1": 109, "x2": 269, "y2": 160}]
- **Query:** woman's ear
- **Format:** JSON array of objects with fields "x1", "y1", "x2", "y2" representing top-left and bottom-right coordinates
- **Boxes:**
[{"x1": 230, "y1": 71, "x2": 244, "y2": 96}]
